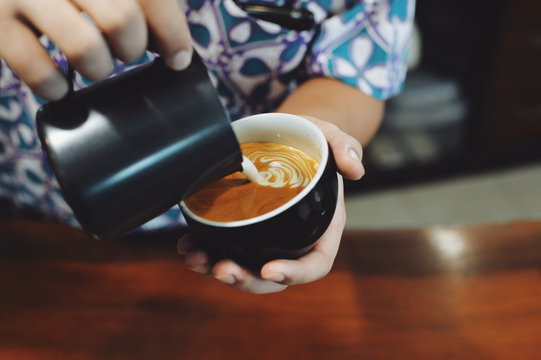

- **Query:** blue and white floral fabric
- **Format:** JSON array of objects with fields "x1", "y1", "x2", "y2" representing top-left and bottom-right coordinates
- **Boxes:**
[{"x1": 0, "y1": 0, "x2": 415, "y2": 230}]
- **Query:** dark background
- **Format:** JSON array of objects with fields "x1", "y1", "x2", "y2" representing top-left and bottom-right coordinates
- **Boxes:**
[{"x1": 346, "y1": 0, "x2": 541, "y2": 194}]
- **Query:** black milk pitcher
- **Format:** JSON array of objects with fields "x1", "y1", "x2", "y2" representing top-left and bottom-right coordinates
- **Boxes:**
[{"x1": 36, "y1": 52, "x2": 242, "y2": 239}]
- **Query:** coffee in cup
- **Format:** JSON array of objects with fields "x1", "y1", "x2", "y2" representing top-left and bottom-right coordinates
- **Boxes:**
[{"x1": 184, "y1": 141, "x2": 319, "y2": 222}]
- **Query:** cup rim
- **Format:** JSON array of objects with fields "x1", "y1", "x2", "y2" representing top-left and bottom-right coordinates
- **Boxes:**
[{"x1": 180, "y1": 113, "x2": 329, "y2": 227}]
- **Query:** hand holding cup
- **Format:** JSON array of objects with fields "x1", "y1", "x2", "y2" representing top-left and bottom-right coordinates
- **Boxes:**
[{"x1": 179, "y1": 113, "x2": 365, "y2": 294}]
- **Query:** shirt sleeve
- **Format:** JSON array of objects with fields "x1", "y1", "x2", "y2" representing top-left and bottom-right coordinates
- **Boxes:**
[{"x1": 306, "y1": 0, "x2": 416, "y2": 100}]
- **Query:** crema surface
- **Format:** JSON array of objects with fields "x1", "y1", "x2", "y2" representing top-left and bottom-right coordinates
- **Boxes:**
[{"x1": 184, "y1": 142, "x2": 319, "y2": 222}]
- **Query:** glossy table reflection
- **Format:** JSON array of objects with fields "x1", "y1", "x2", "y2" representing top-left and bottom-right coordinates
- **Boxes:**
[{"x1": 1, "y1": 217, "x2": 541, "y2": 359}]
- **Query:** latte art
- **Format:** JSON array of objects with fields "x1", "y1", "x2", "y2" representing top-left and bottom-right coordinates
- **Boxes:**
[
  {"x1": 184, "y1": 142, "x2": 319, "y2": 222},
  {"x1": 245, "y1": 143, "x2": 318, "y2": 188}
]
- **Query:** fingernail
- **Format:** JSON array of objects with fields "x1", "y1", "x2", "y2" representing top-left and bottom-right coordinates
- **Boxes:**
[
  {"x1": 185, "y1": 251, "x2": 209, "y2": 273},
  {"x1": 216, "y1": 275, "x2": 236, "y2": 285},
  {"x1": 348, "y1": 146, "x2": 361, "y2": 163},
  {"x1": 165, "y1": 49, "x2": 192, "y2": 70},
  {"x1": 265, "y1": 273, "x2": 285, "y2": 283},
  {"x1": 37, "y1": 73, "x2": 69, "y2": 101},
  {"x1": 190, "y1": 264, "x2": 209, "y2": 274}
]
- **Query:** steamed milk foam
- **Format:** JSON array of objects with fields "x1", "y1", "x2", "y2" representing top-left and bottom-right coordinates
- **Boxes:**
[{"x1": 184, "y1": 142, "x2": 319, "y2": 222}]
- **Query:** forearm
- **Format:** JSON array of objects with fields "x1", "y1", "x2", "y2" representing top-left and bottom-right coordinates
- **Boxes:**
[{"x1": 276, "y1": 77, "x2": 384, "y2": 146}]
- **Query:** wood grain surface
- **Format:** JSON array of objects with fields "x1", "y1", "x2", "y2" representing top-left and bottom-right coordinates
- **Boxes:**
[{"x1": 1, "y1": 217, "x2": 541, "y2": 359}]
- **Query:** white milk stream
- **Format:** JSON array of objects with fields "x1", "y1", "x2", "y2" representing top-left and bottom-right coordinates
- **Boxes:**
[{"x1": 241, "y1": 155, "x2": 262, "y2": 184}]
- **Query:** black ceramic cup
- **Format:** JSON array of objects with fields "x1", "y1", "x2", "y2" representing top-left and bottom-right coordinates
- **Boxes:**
[
  {"x1": 179, "y1": 113, "x2": 339, "y2": 272},
  {"x1": 36, "y1": 53, "x2": 242, "y2": 239}
]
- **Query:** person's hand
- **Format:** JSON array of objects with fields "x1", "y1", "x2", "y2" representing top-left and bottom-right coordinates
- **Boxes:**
[
  {"x1": 0, "y1": 0, "x2": 193, "y2": 100},
  {"x1": 177, "y1": 115, "x2": 365, "y2": 294}
]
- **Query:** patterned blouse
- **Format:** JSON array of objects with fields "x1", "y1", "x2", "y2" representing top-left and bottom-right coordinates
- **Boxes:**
[{"x1": 0, "y1": 0, "x2": 415, "y2": 231}]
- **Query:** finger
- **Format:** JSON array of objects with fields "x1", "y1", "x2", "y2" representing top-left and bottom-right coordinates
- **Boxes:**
[
  {"x1": 212, "y1": 260, "x2": 288, "y2": 294},
  {"x1": 138, "y1": 0, "x2": 192, "y2": 70},
  {"x1": 0, "y1": 20, "x2": 68, "y2": 100},
  {"x1": 318, "y1": 121, "x2": 365, "y2": 180},
  {"x1": 261, "y1": 179, "x2": 345, "y2": 285},
  {"x1": 177, "y1": 234, "x2": 196, "y2": 255},
  {"x1": 72, "y1": 0, "x2": 147, "y2": 63},
  {"x1": 19, "y1": 0, "x2": 113, "y2": 81},
  {"x1": 184, "y1": 250, "x2": 211, "y2": 274},
  {"x1": 182, "y1": 246, "x2": 288, "y2": 293},
  {"x1": 303, "y1": 116, "x2": 365, "y2": 180}
]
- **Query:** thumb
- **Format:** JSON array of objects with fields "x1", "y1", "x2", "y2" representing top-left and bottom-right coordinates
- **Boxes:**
[{"x1": 303, "y1": 116, "x2": 365, "y2": 180}]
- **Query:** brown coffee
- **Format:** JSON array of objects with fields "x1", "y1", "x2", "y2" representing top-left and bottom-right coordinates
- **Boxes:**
[{"x1": 184, "y1": 142, "x2": 319, "y2": 222}]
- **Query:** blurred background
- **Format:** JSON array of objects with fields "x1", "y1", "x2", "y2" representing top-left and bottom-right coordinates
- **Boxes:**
[{"x1": 344, "y1": 0, "x2": 541, "y2": 229}]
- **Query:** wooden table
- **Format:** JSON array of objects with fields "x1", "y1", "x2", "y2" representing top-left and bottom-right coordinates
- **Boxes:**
[{"x1": 1, "y1": 217, "x2": 541, "y2": 359}]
